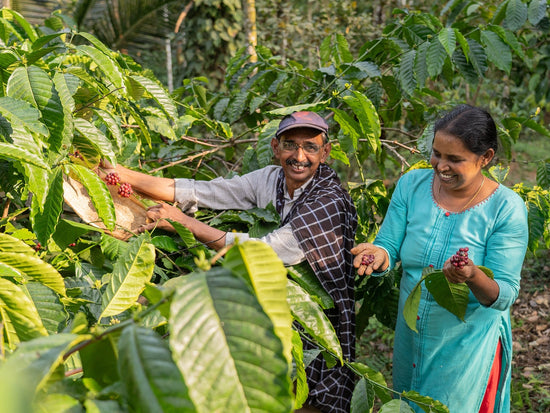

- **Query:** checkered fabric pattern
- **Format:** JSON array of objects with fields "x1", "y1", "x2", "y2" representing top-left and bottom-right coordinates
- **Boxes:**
[{"x1": 276, "y1": 163, "x2": 357, "y2": 413}]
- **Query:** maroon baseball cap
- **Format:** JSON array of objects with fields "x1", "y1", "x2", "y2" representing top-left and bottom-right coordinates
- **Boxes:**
[{"x1": 275, "y1": 111, "x2": 329, "y2": 138}]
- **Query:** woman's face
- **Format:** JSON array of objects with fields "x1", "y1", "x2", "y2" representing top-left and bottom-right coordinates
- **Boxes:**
[{"x1": 430, "y1": 131, "x2": 493, "y2": 191}]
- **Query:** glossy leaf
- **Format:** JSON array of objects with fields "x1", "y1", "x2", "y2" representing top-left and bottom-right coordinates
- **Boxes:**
[
  {"x1": 291, "y1": 330, "x2": 308, "y2": 409},
  {"x1": 25, "y1": 282, "x2": 68, "y2": 335},
  {"x1": 286, "y1": 261, "x2": 334, "y2": 310},
  {"x1": 426, "y1": 39, "x2": 446, "y2": 77},
  {"x1": 130, "y1": 75, "x2": 178, "y2": 122},
  {"x1": 224, "y1": 240, "x2": 294, "y2": 364},
  {"x1": 0, "y1": 96, "x2": 49, "y2": 137},
  {"x1": 350, "y1": 377, "x2": 375, "y2": 413},
  {"x1": 398, "y1": 49, "x2": 416, "y2": 95},
  {"x1": 424, "y1": 271, "x2": 470, "y2": 322},
  {"x1": 438, "y1": 27, "x2": 456, "y2": 57},
  {"x1": 169, "y1": 267, "x2": 293, "y2": 413},
  {"x1": 31, "y1": 167, "x2": 64, "y2": 244},
  {"x1": 481, "y1": 30, "x2": 512, "y2": 74},
  {"x1": 68, "y1": 163, "x2": 116, "y2": 231},
  {"x1": 99, "y1": 234, "x2": 155, "y2": 319},
  {"x1": 0, "y1": 277, "x2": 48, "y2": 341},
  {"x1": 504, "y1": 0, "x2": 528, "y2": 31},
  {"x1": 118, "y1": 324, "x2": 195, "y2": 412},
  {"x1": 400, "y1": 390, "x2": 450, "y2": 413},
  {"x1": 75, "y1": 44, "x2": 125, "y2": 93},
  {"x1": 528, "y1": 0, "x2": 548, "y2": 25},
  {"x1": 286, "y1": 279, "x2": 343, "y2": 363},
  {"x1": 342, "y1": 91, "x2": 381, "y2": 154},
  {"x1": 74, "y1": 117, "x2": 117, "y2": 166}
]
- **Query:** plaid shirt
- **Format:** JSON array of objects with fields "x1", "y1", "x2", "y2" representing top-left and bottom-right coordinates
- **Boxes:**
[{"x1": 277, "y1": 163, "x2": 357, "y2": 413}]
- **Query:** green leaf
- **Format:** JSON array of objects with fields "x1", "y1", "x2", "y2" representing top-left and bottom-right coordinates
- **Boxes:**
[
  {"x1": 99, "y1": 234, "x2": 155, "y2": 319},
  {"x1": 286, "y1": 279, "x2": 343, "y2": 363},
  {"x1": 74, "y1": 117, "x2": 117, "y2": 166},
  {"x1": 68, "y1": 163, "x2": 117, "y2": 231},
  {"x1": 349, "y1": 361, "x2": 391, "y2": 403},
  {"x1": 379, "y1": 399, "x2": 415, "y2": 412},
  {"x1": 342, "y1": 91, "x2": 382, "y2": 154},
  {"x1": 26, "y1": 282, "x2": 68, "y2": 335},
  {"x1": 537, "y1": 162, "x2": 550, "y2": 189},
  {"x1": 0, "y1": 277, "x2": 48, "y2": 341},
  {"x1": 481, "y1": 30, "x2": 512, "y2": 74},
  {"x1": 31, "y1": 168, "x2": 64, "y2": 244},
  {"x1": 438, "y1": 28, "x2": 456, "y2": 57},
  {"x1": 398, "y1": 49, "x2": 416, "y2": 95},
  {"x1": 467, "y1": 38, "x2": 488, "y2": 76},
  {"x1": 504, "y1": 0, "x2": 528, "y2": 31},
  {"x1": 92, "y1": 108, "x2": 123, "y2": 151},
  {"x1": 169, "y1": 267, "x2": 293, "y2": 413},
  {"x1": 130, "y1": 75, "x2": 178, "y2": 122},
  {"x1": 0, "y1": 96, "x2": 49, "y2": 137},
  {"x1": 403, "y1": 273, "x2": 424, "y2": 333},
  {"x1": 291, "y1": 330, "x2": 308, "y2": 409},
  {"x1": 426, "y1": 39, "x2": 446, "y2": 77},
  {"x1": 424, "y1": 271, "x2": 470, "y2": 321},
  {"x1": 168, "y1": 220, "x2": 205, "y2": 257},
  {"x1": 400, "y1": 390, "x2": 450, "y2": 413},
  {"x1": 350, "y1": 377, "x2": 375, "y2": 413},
  {"x1": 118, "y1": 325, "x2": 195, "y2": 412},
  {"x1": 224, "y1": 240, "x2": 294, "y2": 365},
  {"x1": 1, "y1": 9, "x2": 38, "y2": 42},
  {"x1": 75, "y1": 44, "x2": 125, "y2": 93},
  {"x1": 79, "y1": 335, "x2": 120, "y2": 387},
  {"x1": 286, "y1": 261, "x2": 334, "y2": 310},
  {"x1": 7, "y1": 66, "x2": 66, "y2": 152},
  {"x1": 336, "y1": 33, "x2": 354, "y2": 64},
  {"x1": 256, "y1": 119, "x2": 278, "y2": 168},
  {"x1": 332, "y1": 107, "x2": 360, "y2": 153},
  {"x1": 0, "y1": 242, "x2": 66, "y2": 296},
  {"x1": 267, "y1": 101, "x2": 331, "y2": 116},
  {"x1": 528, "y1": 0, "x2": 548, "y2": 25}
]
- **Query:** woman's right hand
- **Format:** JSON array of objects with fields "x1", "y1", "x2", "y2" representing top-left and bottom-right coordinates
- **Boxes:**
[{"x1": 351, "y1": 243, "x2": 389, "y2": 276}]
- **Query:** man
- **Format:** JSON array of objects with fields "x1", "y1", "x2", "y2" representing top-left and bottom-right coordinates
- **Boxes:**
[{"x1": 103, "y1": 111, "x2": 357, "y2": 412}]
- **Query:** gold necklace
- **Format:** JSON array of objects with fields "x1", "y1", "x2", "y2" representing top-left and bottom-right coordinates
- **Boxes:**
[{"x1": 437, "y1": 176, "x2": 485, "y2": 212}]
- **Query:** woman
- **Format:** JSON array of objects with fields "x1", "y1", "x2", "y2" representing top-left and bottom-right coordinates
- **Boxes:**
[{"x1": 352, "y1": 105, "x2": 528, "y2": 412}]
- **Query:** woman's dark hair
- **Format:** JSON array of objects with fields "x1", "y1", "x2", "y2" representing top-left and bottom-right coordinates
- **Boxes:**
[{"x1": 434, "y1": 104, "x2": 498, "y2": 155}]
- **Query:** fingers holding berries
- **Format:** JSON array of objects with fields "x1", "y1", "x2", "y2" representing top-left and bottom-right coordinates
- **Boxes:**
[
  {"x1": 351, "y1": 243, "x2": 389, "y2": 276},
  {"x1": 444, "y1": 247, "x2": 475, "y2": 283}
]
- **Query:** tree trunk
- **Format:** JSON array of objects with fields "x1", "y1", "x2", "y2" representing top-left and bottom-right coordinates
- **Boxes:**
[{"x1": 243, "y1": 0, "x2": 257, "y2": 62}]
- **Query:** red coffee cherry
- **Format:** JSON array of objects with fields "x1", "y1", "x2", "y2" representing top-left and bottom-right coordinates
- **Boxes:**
[
  {"x1": 105, "y1": 172, "x2": 121, "y2": 185},
  {"x1": 118, "y1": 182, "x2": 133, "y2": 198},
  {"x1": 450, "y1": 247, "x2": 469, "y2": 269},
  {"x1": 361, "y1": 254, "x2": 375, "y2": 266}
]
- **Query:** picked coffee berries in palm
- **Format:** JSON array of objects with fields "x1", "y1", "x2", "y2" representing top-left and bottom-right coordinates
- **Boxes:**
[
  {"x1": 450, "y1": 247, "x2": 469, "y2": 269},
  {"x1": 118, "y1": 182, "x2": 133, "y2": 198},
  {"x1": 361, "y1": 254, "x2": 375, "y2": 266},
  {"x1": 105, "y1": 172, "x2": 121, "y2": 185}
]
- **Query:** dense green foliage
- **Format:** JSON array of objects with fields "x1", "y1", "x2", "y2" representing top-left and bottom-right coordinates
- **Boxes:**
[{"x1": 0, "y1": 1, "x2": 550, "y2": 411}]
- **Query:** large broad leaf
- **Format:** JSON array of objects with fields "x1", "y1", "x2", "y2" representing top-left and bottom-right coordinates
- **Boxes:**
[
  {"x1": 424, "y1": 271, "x2": 470, "y2": 322},
  {"x1": 398, "y1": 49, "x2": 416, "y2": 96},
  {"x1": 118, "y1": 324, "x2": 195, "y2": 412},
  {"x1": 0, "y1": 235, "x2": 66, "y2": 295},
  {"x1": 223, "y1": 240, "x2": 293, "y2": 365},
  {"x1": 504, "y1": 0, "x2": 528, "y2": 31},
  {"x1": 23, "y1": 161, "x2": 50, "y2": 212},
  {"x1": 7, "y1": 66, "x2": 66, "y2": 152},
  {"x1": 400, "y1": 390, "x2": 450, "y2": 413},
  {"x1": 0, "y1": 277, "x2": 48, "y2": 341},
  {"x1": 379, "y1": 399, "x2": 415, "y2": 412},
  {"x1": 74, "y1": 117, "x2": 117, "y2": 166},
  {"x1": 92, "y1": 108, "x2": 124, "y2": 151},
  {"x1": 342, "y1": 91, "x2": 381, "y2": 155},
  {"x1": 349, "y1": 361, "x2": 391, "y2": 404},
  {"x1": 169, "y1": 267, "x2": 293, "y2": 413},
  {"x1": 75, "y1": 44, "x2": 125, "y2": 93},
  {"x1": 0, "y1": 333, "x2": 89, "y2": 398},
  {"x1": 26, "y1": 282, "x2": 68, "y2": 335},
  {"x1": 286, "y1": 261, "x2": 334, "y2": 310},
  {"x1": 480, "y1": 30, "x2": 512, "y2": 74},
  {"x1": 426, "y1": 39, "x2": 446, "y2": 77},
  {"x1": 350, "y1": 377, "x2": 375, "y2": 413},
  {"x1": 291, "y1": 330, "x2": 308, "y2": 409},
  {"x1": 68, "y1": 163, "x2": 116, "y2": 231},
  {"x1": 467, "y1": 38, "x2": 488, "y2": 76},
  {"x1": 99, "y1": 234, "x2": 155, "y2": 319},
  {"x1": 256, "y1": 119, "x2": 279, "y2": 168},
  {"x1": 332, "y1": 107, "x2": 360, "y2": 153},
  {"x1": 528, "y1": 0, "x2": 548, "y2": 25},
  {"x1": 0, "y1": 96, "x2": 49, "y2": 137},
  {"x1": 286, "y1": 279, "x2": 343, "y2": 363},
  {"x1": 31, "y1": 167, "x2": 64, "y2": 244},
  {"x1": 129, "y1": 75, "x2": 178, "y2": 122},
  {"x1": 438, "y1": 27, "x2": 456, "y2": 57}
]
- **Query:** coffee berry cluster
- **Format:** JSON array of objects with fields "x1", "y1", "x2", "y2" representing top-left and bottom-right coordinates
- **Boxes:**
[
  {"x1": 361, "y1": 254, "x2": 375, "y2": 266},
  {"x1": 104, "y1": 172, "x2": 133, "y2": 198},
  {"x1": 450, "y1": 247, "x2": 469, "y2": 269}
]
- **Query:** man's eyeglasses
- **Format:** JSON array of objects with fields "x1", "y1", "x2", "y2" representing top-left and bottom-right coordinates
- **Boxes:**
[{"x1": 280, "y1": 141, "x2": 323, "y2": 154}]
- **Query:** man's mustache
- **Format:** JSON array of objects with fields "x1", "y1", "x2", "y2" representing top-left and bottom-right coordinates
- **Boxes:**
[{"x1": 286, "y1": 159, "x2": 312, "y2": 168}]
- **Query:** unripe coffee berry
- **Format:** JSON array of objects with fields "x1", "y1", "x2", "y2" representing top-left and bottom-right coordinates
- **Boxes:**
[{"x1": 118, "y1": 182, "x2": 133, "y2": 198}]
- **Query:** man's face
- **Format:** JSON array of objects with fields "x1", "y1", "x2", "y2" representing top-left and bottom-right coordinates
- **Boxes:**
[{"x1": 271, "y1": 127, "x2": 331, "y2": 196}]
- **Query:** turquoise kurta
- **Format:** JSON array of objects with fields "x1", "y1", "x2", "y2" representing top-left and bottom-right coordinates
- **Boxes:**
[{"x1": 374, "y1": 169, "x2": 528, "y2": 413}]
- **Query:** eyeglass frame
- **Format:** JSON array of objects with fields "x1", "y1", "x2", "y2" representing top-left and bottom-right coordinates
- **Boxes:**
[{"x1": 277, "y1": 132, "x2": 329, "y2": 154}]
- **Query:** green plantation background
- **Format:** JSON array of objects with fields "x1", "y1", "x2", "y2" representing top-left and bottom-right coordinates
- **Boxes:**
[{"x1": 1, "y1": 1, "x2": 550, "y2": 412}]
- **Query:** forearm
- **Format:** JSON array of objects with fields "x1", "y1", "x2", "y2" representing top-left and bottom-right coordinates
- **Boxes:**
[
  {"x1": 465, "y1": 267, "x2": 500, "y2": 306},
  {"x1": 180, "y1": 215, "x2": 227, "y2": 250},
  {"x1": 112, "y1": 164, "x2": 176, "y2": 202}
]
